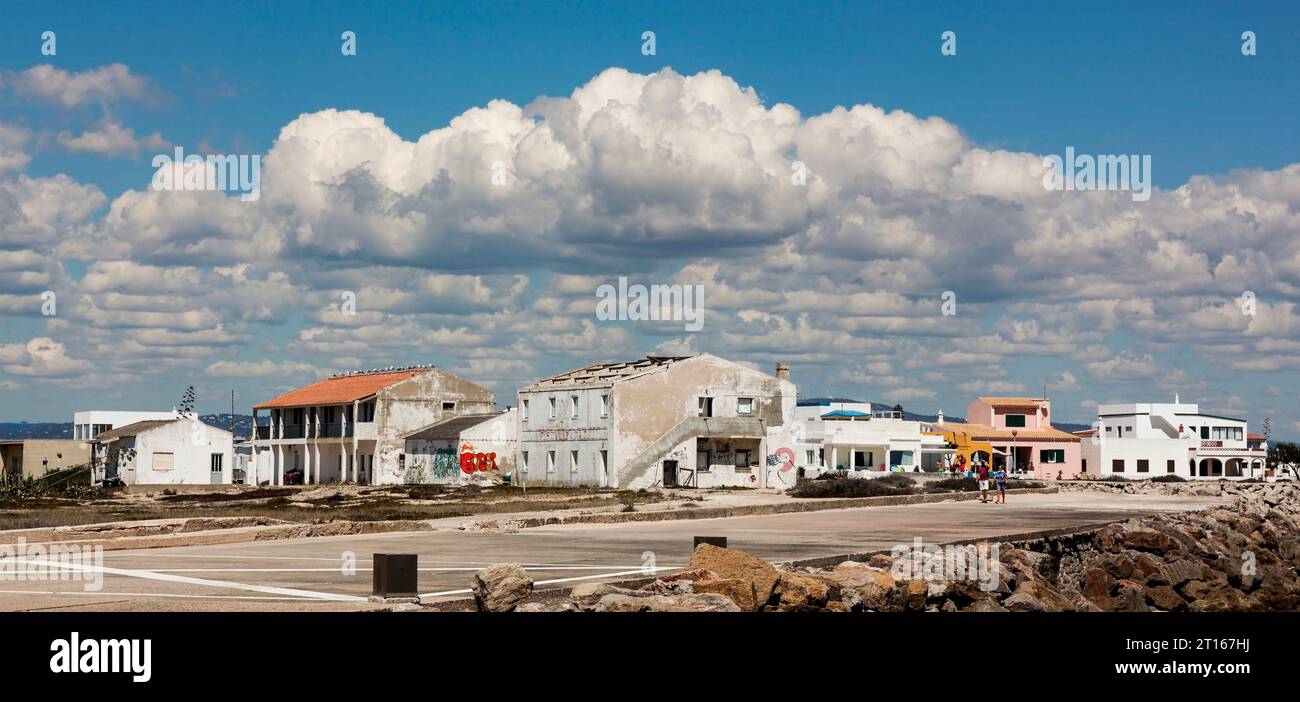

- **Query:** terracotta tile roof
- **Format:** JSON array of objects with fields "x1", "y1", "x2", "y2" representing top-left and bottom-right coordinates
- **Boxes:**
[
  {"x1": 254, "y1": 370, "x2": 426, "y2": 409},
  {"x1": 937, "y1": 421, "x2": 1079, "y2": 442},
  {"x1": 1247, "y1": 433, "x2": 1266, "y2": 441}
]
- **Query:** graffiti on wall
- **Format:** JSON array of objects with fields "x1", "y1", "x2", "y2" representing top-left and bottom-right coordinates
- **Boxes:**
[
  {"x1": 459, "y1": 441, "x2": 496, "y2": 474},
  {"x1": 766, "y1": 447, "x2": 796, "y2": 486}
]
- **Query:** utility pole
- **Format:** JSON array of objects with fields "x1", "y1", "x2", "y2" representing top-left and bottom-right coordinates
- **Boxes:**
[{"x1": 231, "y1": 389, "x2": 236, "y2": 438}]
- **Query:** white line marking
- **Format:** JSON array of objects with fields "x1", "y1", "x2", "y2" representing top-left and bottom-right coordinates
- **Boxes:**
[
  {"x1": 12, "y1": 558, "x2": 366, "y2": 602},
  {"x1": 0, "y1": 589, "x2": 311, "y2": 602},
  {"x1": 418, "y1": 567, "x2": 676, "y2": 599},
  {"x1": 130, "y1": 565, "x2": 683, "y2": 573}
]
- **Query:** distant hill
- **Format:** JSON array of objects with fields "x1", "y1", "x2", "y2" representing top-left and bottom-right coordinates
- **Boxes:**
[{"x1": 0, "y1": 414, "x2": 257, "y2": 440}]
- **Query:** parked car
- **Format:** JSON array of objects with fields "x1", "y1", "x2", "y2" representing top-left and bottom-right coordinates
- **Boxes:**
[{"x1": 283, "y1": 468, "x2": 304, "y2": 485}]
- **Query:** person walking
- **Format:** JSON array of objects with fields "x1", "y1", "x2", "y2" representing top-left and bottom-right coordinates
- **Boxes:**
[
  {"x1": 977, "y1": 461, "x2": 991, "y2": 503},
  {"x1": 994, "y1": 465, "x2": 1008, "y2": 504}
]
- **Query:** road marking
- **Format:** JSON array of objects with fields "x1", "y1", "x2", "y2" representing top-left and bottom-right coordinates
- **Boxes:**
[
  {"x1": 418, "y1": 566, "x2": 677, "y2": 599},
  {"x1": 125, "y1": 565, "x2": 684, "y2": 573},
  {"x1": 12, "y1": 558, "x2": 365, "y2": 602},
  {"x1": 0, "y1": 588, "x2": 311, "y2": 602}
]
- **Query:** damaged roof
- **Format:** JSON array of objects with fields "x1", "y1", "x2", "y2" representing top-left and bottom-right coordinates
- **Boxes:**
[
  {"x1": 405, "y1": 414, "x2": 499, "y2": 441},
  {"x1": 521, "y1": 355, "x2": 694, "y2": 390}
]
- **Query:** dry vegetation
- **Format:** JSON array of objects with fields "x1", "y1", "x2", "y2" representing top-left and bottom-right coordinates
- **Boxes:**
[{"x1": 0, "y1": 482, "x2": 668, "y2": 531}]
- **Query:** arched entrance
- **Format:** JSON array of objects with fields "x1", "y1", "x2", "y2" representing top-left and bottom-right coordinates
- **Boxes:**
[
  {"x1": 1198, "y1": 458, "x2": 1223, "y2": 477},
  {"x1": 1225, "y1": 458, "x2": 1244, "y2": 477}
]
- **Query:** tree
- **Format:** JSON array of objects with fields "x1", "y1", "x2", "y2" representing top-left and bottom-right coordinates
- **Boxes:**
[
  {"x1": 178, "y1": 385, "x2": 196, "y2": 419},
  {"x1": 1268, "y1": 441, "x2": 1300, "y2": 470}
]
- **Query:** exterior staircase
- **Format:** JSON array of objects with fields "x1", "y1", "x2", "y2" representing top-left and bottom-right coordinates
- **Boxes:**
[{"x1": 615, "y1": 416, "x2": 765, "y2": 488}]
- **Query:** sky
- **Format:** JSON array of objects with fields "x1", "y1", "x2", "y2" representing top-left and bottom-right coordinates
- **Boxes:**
[{"x1": 0, "y1": 1, "x2": 1297, "y2": 437}]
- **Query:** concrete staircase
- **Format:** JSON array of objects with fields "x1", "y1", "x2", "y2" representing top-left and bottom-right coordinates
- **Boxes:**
[{"x1": 615, "y1": 416, "x2": 765, "y2": 488}]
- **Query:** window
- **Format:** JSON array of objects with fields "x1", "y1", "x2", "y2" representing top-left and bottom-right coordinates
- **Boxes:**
[
  {"x1": 521, "y1": 451, "x2": 529, "y2": 472},
  {"x1": 546, "y1": 451, "x2": 555, "y2": 473},
  {"x1": 1040, "y1": 449, "x2": 1065, "y2": 463},
  {"x1": 805, "y1": 450, "x2": 816, "y2": 466},
  {"x1": 599, "y1": 450, "x2": 608, "y2": 479},
  {"x1": 1112, "y1": 459, "x2": 1124, "y2": 473},
  {"x1": 1167, "y1": 459, "x2": 1176, "y2": 473},
  {"x1": 522, "y1": 399, "x2": 529, "y2": 421},
  {"x1": 154, "y1": 452, "x2": 175, "y2": 471},
  {"x1": 322, "y1": 406, "x2": 336, "y2": 423},
  {"x1": 570, "y1": 395, "x2": 579, "y2": 419},
  {"x1": 210, "y1": 453, "x2": 223, "y2": 473},
  {"x1": 442, "y1": 402, "x2": 456, "y2": 411},
  {"x1": 698, "y1": 397, "x2": 713, "y2": 417},
  {"x1": 737, "y1": 397, "x2": 754, "y2": 416},
  {"x1": 854, "y1": 451, "x2": 872, "y2": 469},
  {"x1": 548, "y1": 397, "x2": 557, "y2": 419},
  {"x1": 1137, "y1": 459, "x2": 1149, "y2": 473},
  {"x1": 1200, "y1": 426, "x2": 1210, "y2": 440},
  {"x1": 735, "y1": 450, "x2": 751, "y2": 470},
  {"x1": 1004, "y1": 414, "x2": 1026, "y2": 428},
  {"x1": 600, "y1": 394, "x2": 609, "y2": 418},
  {"x1": 570, "y1": 450, "x2": 579, "y2": 472}
]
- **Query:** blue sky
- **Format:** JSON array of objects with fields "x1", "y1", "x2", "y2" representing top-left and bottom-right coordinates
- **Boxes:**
[{"x1": 1, "y1": 1, "x2": 1298, "y2": 436}]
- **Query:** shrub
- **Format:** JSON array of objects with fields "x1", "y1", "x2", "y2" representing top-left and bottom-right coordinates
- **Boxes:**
[
  {"x1": 790, "y1": 474, "x2": 916, "y2": 498},
  {"x1": 1149, "y1": 474, "x2": 1187, "y2": 483}
]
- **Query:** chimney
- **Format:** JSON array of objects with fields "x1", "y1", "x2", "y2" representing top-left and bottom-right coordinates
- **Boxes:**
[
  {"x1": 775, "y1": 362, "x2": 790, "y2": 381},
  {"x1": 937, "y1": 409, "x2": 944, "y2": 424}
]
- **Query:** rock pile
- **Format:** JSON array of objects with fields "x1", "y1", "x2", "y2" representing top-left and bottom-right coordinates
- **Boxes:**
[
  {"x1": 499, "y1": 483, "x2": 1299, "y2": 612},
  {"x1": 1061, "y1": 478, "x2": 1292, "y2": 498}
]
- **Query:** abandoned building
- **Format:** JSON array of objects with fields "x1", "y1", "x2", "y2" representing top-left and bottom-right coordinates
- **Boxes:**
[
  {"x1": 515, "y1": 353, "x2": 798, "y2": 489},
  {"x1": 91, "y1": 417, "x2": 234, "y2": 485},
  {"x1": 0, "y1": 439, "x2": 91, "y2": 480},
  {"x1": 402, "y1": 408, "x2": 517, "y2": 484},
  {"x1": 250, "y1": 366, "x2": 495, "y2": 485}
]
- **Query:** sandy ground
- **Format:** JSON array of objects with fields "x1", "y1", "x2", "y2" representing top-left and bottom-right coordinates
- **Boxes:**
[{"x1": 0, "y1": 491, "x2": 1224, "y2": 611}]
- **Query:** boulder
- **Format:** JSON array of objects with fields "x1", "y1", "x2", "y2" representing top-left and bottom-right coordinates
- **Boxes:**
[
  {"x1": 689, "y1": 544, "x2": 780, "y2": 611},
  {"x1": 472, "y1": 563, "x2": 533, "y2": 612},
  {"x1": 1144, "y1": 585, "x2": 1187, "y2": 612},
  {"x1": 592, "y1": 593, "x2": 743, "y2": 612},
  {"x1": 1151, "y1": 558, "x2": 1204, "y2": 587},
  {"x1": 776, "y1": 572, "x2": 839, "y2": 612},
  {"x1": 1004, "y1": 580, "x2": 1072, "y2": 612},
  {"x1": 1080, "y1": 567, "x2": 1116, "y2": 610},
  {"x1": 964, "y1": 597, "x2": 1010, "y2": 613},
  {"x1": 516, "y1": 601, "x2": 578, "y2": 612},
  {"x1": 692, "y1": 577, "x2": 754, "y2": 610},
  {"x1": 570, "y1": 582, "x2": 649, "y2": 610}
]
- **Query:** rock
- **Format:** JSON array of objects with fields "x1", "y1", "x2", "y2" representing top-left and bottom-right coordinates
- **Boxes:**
[
  {"x1": 964, "y1": 597, "x2": 1010, "y2": 612},
  {"x1": 1080, "y1": 567, "x2": 1116, "y2": 610},
  {"x1": 689, "y1": 544, "x2": 780, "y2": 611},
  {"x1": 776, "y1": 572, "x2": 839, "y2": 612},
  {"x1": 866, "y1": 554, "x2": 894, "y2": 569},
  {"x1": 1151, "y1": 558, "x2": 1204, "y2": 587},
  {"x1": 1144, "y1": 585, "x2": 1187, "y2": 612},
  {"x1": 1122, "y1": 528, "x2": 1179, "y2": 555},
  {"x1": 1004, "y1": 580, "x2": 1072, "y2": 612},
  {"x1": 1182, "y1": 579, "x2": 1255, "y2": 612},
  {"x1": 658, "y1": 568, "x2": 718, "y2": 583},
  {"x1": 569, "y1": 582, "x2": 649, "y2": 610},
  {"x1": 1112, "y1": 579, "x2": 1150, "y2": 612},
  {"x1": 592, "y1": 593, "x2": 743, "y2": 612},
  {"x1": 516, "y1": 601, "x2": 578, "y2": 612},
  {"x1": 473, "y1": 563, "x2": 533, "y2": 612},
  {"x1": 692, "y1": 577, "x2": 754, "y2": 610},
  {"x1": 824, "y1": 567, "x2": 900, "y2": 611}
]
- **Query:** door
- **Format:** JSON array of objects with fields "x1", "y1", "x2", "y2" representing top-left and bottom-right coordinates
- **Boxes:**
[{"x1": 663, "y1": 460, "x2": 678, "y2": 487}]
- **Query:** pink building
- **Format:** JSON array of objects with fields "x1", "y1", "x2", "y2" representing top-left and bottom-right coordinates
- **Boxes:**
[{"x1": 937, "y1": 396, "x2": 1082, "y2": 479}]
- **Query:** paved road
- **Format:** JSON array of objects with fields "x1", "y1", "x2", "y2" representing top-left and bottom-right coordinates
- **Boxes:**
[{"x1": 0, "y1": 492, "x2": 1223, "y2": 611}]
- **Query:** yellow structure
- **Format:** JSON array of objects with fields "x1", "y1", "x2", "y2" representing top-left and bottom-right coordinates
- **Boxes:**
[{"x1": 936, "y1": 429, "x2": 994, "y2": 469}]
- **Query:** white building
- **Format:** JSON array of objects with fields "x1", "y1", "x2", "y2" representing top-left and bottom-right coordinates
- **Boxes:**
[
  {"x1": 793, "y1": 402, "x2": 952, "y2": 476},
  {"x1": 516, "y1": 354, "x2": 799, "y2": 490},
  {"x1": 251, "y1": 366, "x2": 496, "y2": 485},
  {"x1": 92, "y1": 417, "x2": 234, "y2": 485},
  {"x1": 1081, "y1": 399, "x2": 1267, "y2": 480},
  {"x1": 73, "y1": 410, "x2": 179, "y2": 441}
]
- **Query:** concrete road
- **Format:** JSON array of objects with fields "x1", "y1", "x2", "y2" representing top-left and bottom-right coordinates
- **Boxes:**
[{"x1": 0, "y1": 491, "x2": 1223, "y2": 611}]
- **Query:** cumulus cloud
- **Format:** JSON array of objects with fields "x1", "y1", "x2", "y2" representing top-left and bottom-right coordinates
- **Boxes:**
[
  {"x1": 2, "y1": 63, "x2": 154, "y2": 108},
  {"x1": 57, "y1": 120, "x2": 168, "y2": 156},
  {"x1": 1, "y1": 66, "x2": 1299, "y2": 428}
]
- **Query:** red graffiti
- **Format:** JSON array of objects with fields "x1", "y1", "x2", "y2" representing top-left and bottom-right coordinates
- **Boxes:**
[{"x1": 460, "y1": 452, "x2": 497, "y2": 474}]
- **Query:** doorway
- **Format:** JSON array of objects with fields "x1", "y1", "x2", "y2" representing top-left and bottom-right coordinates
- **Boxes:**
[{"x1": 663, "y1": 460, "x2": 678, "y2": 487}]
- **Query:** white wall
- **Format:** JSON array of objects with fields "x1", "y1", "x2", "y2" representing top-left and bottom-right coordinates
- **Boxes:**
[{"x1": 122, "y1": 419, "x2": 234, "y2": 485}]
